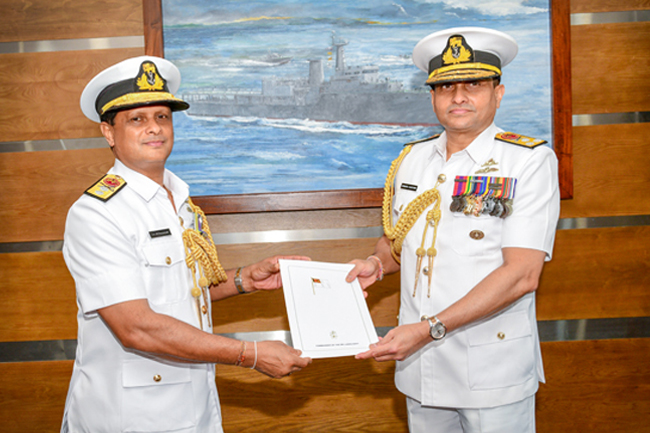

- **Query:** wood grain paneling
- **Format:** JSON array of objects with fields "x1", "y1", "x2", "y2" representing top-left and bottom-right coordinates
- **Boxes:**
[
  {"x1": 571, "y1": 0, "x2": 650, "y2": 14},
  {"x1": 0, "y1": 48, "x2": 144, "y2": 143},
  {"x1": 0, "y1": 361, "x2": 73, "y2": 433},
  {"x1": 4, "y1": 226, "x2": 648, "y2": 341},
  {"x1": 560, "y1": 123, "x2": 650, "y2": 218},
  {"x1": 1, "y1": 340, "x2": 647, "y2": 433},
  {"x1": 0, "y1": 0, "x2": 143, "y2": 43},
  {"x1": 571, "y1": 22, "x2": 650, "y2": 115},
  {"x1": 0, "y1": 252, "x2": 77, "y2": 342},
  {"x1": 0, "y1": 148, "x2": 114, "y2": 243},
  {"x1": 537, "y1": 338, "x2": 650, "y2": 433},
  {"x1": 207, "y1": 208, "x2": 382, "y2": 233},
  {"x1": 538, "y1": 226, "x2": 650, "y2": 320},
  {"x1": 216, "y1": 358, "x2": 407, "y2": 432},
  {"x1": 212, "y1": 238, "x2": 399, "y2": 333},
  {"x1": 551, "y1": 0, "x2": 574, "y2": 199}
]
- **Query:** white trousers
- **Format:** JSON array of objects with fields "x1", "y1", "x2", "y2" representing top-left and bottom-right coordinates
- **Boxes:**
[{"x1": 406, "y1": 395, "x2": 536, "y2": 433}]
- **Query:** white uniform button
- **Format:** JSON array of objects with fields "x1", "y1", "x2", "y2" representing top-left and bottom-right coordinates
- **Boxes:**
[
  {"x1": 497, "y1": 332, "x2": 505, "y2": 340},
  {"x1": 165, "y1": 257, "x2": 172, "y2": 265},
  {"x1": 153, "y1": 374, "x2": 162, "y2": 382}
]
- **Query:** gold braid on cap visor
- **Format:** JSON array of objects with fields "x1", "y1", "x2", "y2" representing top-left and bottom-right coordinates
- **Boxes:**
[
  {"x1": 428, "y1": 62, "x2": 501, "y2": 82},
  {"x1": 100, "y1": 92, "x2": 184, "y2": 114}
]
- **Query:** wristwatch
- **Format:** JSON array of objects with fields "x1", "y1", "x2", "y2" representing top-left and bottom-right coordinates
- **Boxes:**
[
  {"x1": 234, "y1": 267, "x2": 246, "y2": 294},
  {"x1": 421, "y1": 315, "x2": 447, "y2": 340}
]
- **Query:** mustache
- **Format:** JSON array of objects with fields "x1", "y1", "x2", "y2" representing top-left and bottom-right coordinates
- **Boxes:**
[{"x1": 447, "y1": 105, "x2": 475, "y2": 112}]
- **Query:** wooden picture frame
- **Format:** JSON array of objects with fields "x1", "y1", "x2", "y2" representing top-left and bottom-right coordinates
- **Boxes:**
[{"x1": 143, "y1": 0, "x2": 572, "y2": 214}]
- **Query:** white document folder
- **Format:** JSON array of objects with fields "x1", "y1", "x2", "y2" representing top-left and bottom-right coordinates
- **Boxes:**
[{"x1": 279, "y1": 259, "x2": 379, "y2": 359}]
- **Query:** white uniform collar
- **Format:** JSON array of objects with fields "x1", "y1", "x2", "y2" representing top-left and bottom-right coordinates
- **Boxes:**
[
  {"x1": 431, "y1": 122, "x2": 501, "y2": 163},
  {"x1": 110, "y1": 159, "x2": 190, "y2": 206}
]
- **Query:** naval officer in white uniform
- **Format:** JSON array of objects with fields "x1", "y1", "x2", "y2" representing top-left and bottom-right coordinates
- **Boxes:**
[
  {"x1": 61, "y1": 56, "x2": 311, "y2": 433},
  {"x1": 347, "y1": 27, "x2": 560, "y2": 432}
]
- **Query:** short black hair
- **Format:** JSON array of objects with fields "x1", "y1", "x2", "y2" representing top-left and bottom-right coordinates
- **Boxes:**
[{"x1": 100, "y1": 110, "x2": 118, "y2": 125}]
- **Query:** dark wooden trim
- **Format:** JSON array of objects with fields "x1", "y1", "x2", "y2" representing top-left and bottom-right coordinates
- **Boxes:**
[
  {"x1": 143, "y1": 1, "x2": 574, "y2": 213},
  {"x1": 143, "y1": 0, "x2": 164, "y2": 57},
  {"x1": 550, "y1": 0, "x2": 574, "y2": 199},
  {"x1": 192, "y1": 188, "x2": 384, "y2": 214}
]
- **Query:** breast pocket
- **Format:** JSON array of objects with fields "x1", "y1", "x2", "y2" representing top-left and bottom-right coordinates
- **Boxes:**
[
  {"x1": 466, "y1": 310, "x2": 535, "y2": 390},
  {"x1": 141, "y1": 240, "x2": 187, "y2": 305},
  {"x1": 121, "y1": 359, "x2": 195, "y2": 432},
  {"x1": 450, "y1": 212, "x2": 502, "y2": 257}
]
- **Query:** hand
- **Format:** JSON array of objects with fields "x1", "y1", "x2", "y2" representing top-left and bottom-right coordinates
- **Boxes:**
[
  {"x1": 345, "y1": 258, "x2": 380, "y2": 294},
  {"x1": 244, "y1": 255, "x2": 311, "y2": 292},
  {"x1": 355, "y1": 322, "x2": 431, "y2": 362},
  {"x1": 254, "y1": 340, "x2": 312, "y2": 378}
]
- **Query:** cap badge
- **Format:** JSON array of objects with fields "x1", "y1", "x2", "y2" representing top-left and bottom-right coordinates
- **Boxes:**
[
  {"x1": 442, "y1": 35, "x2": 473, "y2": 66},
  {"x1": 136, "y1": 62, "x2": 165, "y2": 92}
]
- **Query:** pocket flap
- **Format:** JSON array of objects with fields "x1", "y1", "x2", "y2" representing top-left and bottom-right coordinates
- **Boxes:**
[
  {"x1": 122, "y1": 359, "x2": 191, "y2": 388},
  {"x1": 466, "y1": 310, "x2": 532, "y2": 347},
  {"x1": 142, "y1": 241, "x2": 184, "y2": 266}
]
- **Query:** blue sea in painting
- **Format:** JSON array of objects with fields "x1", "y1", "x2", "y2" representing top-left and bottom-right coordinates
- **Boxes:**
[{"x1": 162, "y1": 0, "x2": 552, "y2": 196}]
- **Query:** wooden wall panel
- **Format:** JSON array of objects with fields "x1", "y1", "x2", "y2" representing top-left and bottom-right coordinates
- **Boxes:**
[
  {"x1": 0, "y1": 252, "x2": 77, "y2": 342},
  {"x1": 0, "y1": 361, "x2": 73, "y2": 433},
  {"x1": 537, "y1": 339, "x2": 650, "y2": 433},
  {"x1": 559, "y1": 123, "x2": 650, "y2": 218},
  {"x1": 537, "y1": 226, "x2": 650, "y2": 320},
  {"x1": 0, "y1": 148, "x2": 114, "y2": 243},
  {"x1": 571, "y1": 22, "x2": 650, "y2": 115},
  {"x1": 212, "y1": 238, "x2": 399, "y2": 333},
  {"x1": 1, "y1": 340, "x2": 647, "y2": 433},
  {"x1": 216, "y1": 358, "x2": 407, "y2": 433},
  {"x1": 0, "y1": 0, "x2": 143, "y2": 43},
  {"x1": 216, "y1": 339, "x2": 650, "y2": 433},
  {"x1": 5, "y1": 226, "x2": 647, "y2": 341},
  {"x1": 571, "y1": 0, "x2": 650, "y2": 13},
  {"x1": 0, "y1": 48, "x2": 144, "y2": 143},
  {"x1": 207, "y1": 208, "x2": 382, "y2": 233}
]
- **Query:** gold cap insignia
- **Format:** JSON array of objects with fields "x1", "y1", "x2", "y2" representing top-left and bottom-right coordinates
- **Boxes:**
[
  {"x1": 136, "y1": 62, "x2": 165, "y2": 92},
  {"x1": 442, "y1": 35, "x2": 474, "y2": 66}
]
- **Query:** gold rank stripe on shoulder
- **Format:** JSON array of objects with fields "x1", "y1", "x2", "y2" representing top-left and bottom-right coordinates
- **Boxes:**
[
  {"x1": 495, "y1": 132, "x2": 547, "y2": 149},
  {"x1": 404, "y1": 133, "x2": 441, "y2": 147},
  {"x1": 84, "y1": 174, "x2": 127, "y2": 202}
]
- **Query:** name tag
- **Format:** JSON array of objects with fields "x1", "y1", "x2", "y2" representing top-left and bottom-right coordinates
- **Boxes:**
[
  {"x1": 400, "y1": 183, "x2": 418, "y2": 191},
  {"x1": 149, "y1": 228, "x2": 172, "y2": 238}
]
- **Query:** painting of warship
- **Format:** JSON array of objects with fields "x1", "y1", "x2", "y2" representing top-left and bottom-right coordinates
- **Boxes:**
[
  {"x1": 181, "y1": 32, "x2": 436, "y2": 126},
  {"x1": 162, "y1": 0, "x2": 552, "y2": 197}
]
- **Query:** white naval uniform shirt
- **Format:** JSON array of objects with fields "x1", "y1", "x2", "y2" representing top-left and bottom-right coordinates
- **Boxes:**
[
  {"x1": 392, "y1": 123, "x2": 560, "y2": 409},
  {"x1": 61, "y1": 160, "x2": 223, "y2": 433}
]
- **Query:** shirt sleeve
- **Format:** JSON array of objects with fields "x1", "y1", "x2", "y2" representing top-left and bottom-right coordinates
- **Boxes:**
[
  {"x1": 63, "y1": 197, "x2": 147, "y2": 314},
  {"x1": 501, "y1": 146, "x2": 560, "y2": 260}
]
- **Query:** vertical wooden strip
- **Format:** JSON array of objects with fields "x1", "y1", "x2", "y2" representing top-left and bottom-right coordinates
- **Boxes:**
[
  {"x1": 551, "y1": 0, "x2": 574, "y2": 199},
  {"x1": 143, "y1": 0, "x2": 164, "y2": 57}
]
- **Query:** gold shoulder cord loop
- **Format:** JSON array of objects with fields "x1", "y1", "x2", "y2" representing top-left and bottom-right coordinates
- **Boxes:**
[
  {"x1": 182, "y1": 198, "x2": 228, "y2": 329},
  {"x1": 381, "y1": 145, "x2": 445, "y2": 297}
]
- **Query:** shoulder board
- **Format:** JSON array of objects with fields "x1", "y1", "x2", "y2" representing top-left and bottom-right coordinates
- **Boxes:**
[
  {"x1": 495, "y1": 132, "x2": 547, "y2": 149},
  {"x1": 84, "y1": 174, "x2": 127, "y2": 202},
  {"x1": 404, "y1": 133, "x2": 441, "y2": 147}
]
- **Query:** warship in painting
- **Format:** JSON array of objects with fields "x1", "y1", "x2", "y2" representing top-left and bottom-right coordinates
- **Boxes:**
[{"x1": 183, "y1": 33, "x2": 437, "y2": 126}]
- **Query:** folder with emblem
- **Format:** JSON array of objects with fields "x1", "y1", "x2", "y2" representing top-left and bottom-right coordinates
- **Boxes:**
[{"x1": 279, "y1": 259, "x2": 379, "y2": 359}]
